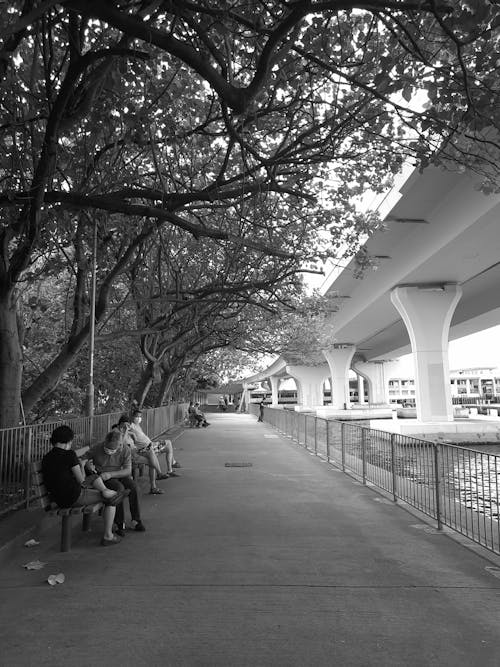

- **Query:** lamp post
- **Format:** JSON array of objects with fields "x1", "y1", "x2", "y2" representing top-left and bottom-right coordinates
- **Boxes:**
[{"x1": 85, "y1": 219, "x2": 97, "y2": 437}]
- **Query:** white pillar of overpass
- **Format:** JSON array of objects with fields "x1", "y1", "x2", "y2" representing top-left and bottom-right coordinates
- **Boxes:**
[
  {"x1": 357, "y1": 375, "x2": 365, "y2": 404},
  {"x1": 238, "y1": 383, "x2": 250, "y2": 413},
  {"x1": 269, "y1": 376, "x2": 280, "y2": 407},
  {"x1": 322, "y1": 345, "x2": 356, "y2": 409},
  {"x1": 352, "y1": 360, "x2": 399, "y2": 405},
  {"x1": 391, "y1": 284, "x2": 462, "y2": 422},
  {"x1": 286, "y1": 365, "x2": 329, "y2": 411}
]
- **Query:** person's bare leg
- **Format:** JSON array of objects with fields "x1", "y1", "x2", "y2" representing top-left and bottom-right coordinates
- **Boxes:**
[
  {"x1": 164, "y1": 440, "x2": 174, "y2": 473},
  {"x1": 92, "y1": 476, "x2": 117, "y2": 500},
  {"x1": 102, "y1": 505, "x2": 116, "y2": 540},
  {"x1": 146, "y1": 449, "x2": 163, "y2": 475}
]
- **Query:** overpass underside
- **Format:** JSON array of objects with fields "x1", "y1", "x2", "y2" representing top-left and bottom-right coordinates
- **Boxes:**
[{"x1": 243, "y1": 165, "x2": 500, "y2": 440}]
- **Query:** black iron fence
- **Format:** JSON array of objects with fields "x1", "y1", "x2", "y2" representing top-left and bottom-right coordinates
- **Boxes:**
[
  {"x1": 0, "y1": 403, "x2": 186, "y2": 517},
  {"x1": 251, "y1": 405, "x2": 500, "y2": 557}
]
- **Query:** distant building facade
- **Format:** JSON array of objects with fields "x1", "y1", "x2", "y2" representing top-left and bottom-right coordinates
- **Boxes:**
[{"x1": 249, "y1": 367, "x2": 500, "y2": 407}]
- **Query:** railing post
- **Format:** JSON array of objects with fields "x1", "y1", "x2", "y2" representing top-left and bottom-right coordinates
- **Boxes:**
[
  {"x1": 326, "y1": 419, "x2": 330, "y2": 462},
  {"x1": 314, "y1": 416, "x2": 318, "y2": 455},
  {"x1": 390, "y1": 433, "x2": 398, "y2": 502},
  {"x1": 361, "y1": 428, "x2": 367, "y2": 485},
  {"x1": 24, "y1": 428, "x2": 33, "y2": 508},
  {"x1": 303, "y1": 414, "x2": 307, "y2": 448},
  {"x1": 341, "y1": 422, "x2": 346, "y2": 472},
  {"x1": 433, "y1": 443, "x2": 443, "y2": 531}
]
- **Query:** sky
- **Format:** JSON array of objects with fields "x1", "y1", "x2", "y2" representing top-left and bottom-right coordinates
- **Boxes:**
[{"x1": 395, "y1": 324, "x2": 500, "y2": 376}]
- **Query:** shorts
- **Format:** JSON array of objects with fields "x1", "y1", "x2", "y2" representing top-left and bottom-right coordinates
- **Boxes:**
[
  {"x1": 132, "y1": 450, "x2": 151, "y2": 465},
  {"x1": 73, "y1": 486, "x2": 103, "y2": 507}
]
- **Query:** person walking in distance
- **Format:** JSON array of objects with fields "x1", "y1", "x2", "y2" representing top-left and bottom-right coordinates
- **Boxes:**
[{"x1": 257, "y1": 397, "x2": 265, "y2": 422}]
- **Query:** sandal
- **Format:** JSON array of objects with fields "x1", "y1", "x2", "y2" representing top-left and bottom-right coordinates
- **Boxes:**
[
  {"x1": 156, "y1": 472, "x2": 169, "y2": 480},
  {"x1": 149, "y1": 487, "x2": 164, "y2": 495}
]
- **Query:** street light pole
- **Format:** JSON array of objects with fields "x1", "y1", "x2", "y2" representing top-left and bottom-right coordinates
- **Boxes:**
[{"x1": 86, "y1": 219, "x2": 97, "y2": 436}]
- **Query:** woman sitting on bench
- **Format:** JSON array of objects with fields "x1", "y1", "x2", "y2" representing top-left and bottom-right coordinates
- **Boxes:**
[{"x1": 41, "y1": 426, "x2": 128, "y2": 546}]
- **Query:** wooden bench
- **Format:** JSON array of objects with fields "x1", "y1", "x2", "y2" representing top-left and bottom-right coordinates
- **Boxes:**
[
  {"x1": 29, "y1": 447, "x2": 104, "y2": 552},
  {"x1": 132, "y1": 461, "x2": 145, "y2": 480}
]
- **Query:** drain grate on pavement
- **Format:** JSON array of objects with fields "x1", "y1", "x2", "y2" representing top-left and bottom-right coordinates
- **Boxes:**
[{"x1": 224, "y1": 462, "x2": 253, "y2": 467}]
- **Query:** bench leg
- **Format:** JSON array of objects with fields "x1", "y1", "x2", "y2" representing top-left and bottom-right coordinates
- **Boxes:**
[
  {"x1": 60, "y1": 515, "x2": 72, "y2": 552},
  {"x1": 82, "y1": 513, "x2": 92, "y2": 532}
]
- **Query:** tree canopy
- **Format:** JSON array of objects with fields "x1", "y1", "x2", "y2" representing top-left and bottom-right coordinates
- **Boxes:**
[{"x1": 1, "y1": 0, "x2": 499, "y2": 425}]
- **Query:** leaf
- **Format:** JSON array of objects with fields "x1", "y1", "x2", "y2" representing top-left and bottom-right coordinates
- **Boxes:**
[
  {"x1": 24, "y1": 538, "x2": 40, "y2": 547},
  {"x1": 402, "y1": 86, "x2": 413, "y2": 103},
  {"x1": 23, "y1": 560, "x2": 46, "y2": 570}
]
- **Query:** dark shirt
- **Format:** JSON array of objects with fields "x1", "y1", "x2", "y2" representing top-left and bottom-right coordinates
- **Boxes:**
[{"x1": 41, "y1": 447, "x2": 81, "y2": 508}]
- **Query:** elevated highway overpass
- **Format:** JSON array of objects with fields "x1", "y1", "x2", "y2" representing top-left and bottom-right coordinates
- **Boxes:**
[
  {"x1": 321, "y1": 165, "x2": 500, "y2": 361},
  {"x1": 244, "y1": 165, "x2": 500, "y2": 436}
]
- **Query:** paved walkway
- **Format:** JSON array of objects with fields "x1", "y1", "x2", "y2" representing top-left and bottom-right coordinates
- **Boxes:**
[{"x1": 1, "y1": 413, "x2": 500, "y2": 666}]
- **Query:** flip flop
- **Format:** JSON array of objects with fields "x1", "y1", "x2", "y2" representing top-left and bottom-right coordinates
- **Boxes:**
[{"x1": 149, "y1": 487, "x2": 163, "y2": 495}]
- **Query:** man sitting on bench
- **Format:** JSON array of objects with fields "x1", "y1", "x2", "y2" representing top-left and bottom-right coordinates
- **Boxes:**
[
  {"x1": 41, "y1": 426, "x2": 127, "y2": 546},
  {"x1": 128, "y1": 409, "x2": 180, "y2": 478},
  {"x1": 85, "y1": 430, "x2": 146, "y2": 537},
  {"x1": 113, "y1": 416, "x2": 168, "y2": 495}
]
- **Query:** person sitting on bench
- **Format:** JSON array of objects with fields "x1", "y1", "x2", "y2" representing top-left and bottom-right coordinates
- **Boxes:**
[
  {"x1": 41, "y1": 426, "x2": 127, "y2": 546},
  {"x1": 192, "y1": 403, "x2": 210, "y2": 428},
  {"x1": 113, "y1": 416, "x2": 168, "y2": 494},
  {"x1": 128, "y1": 410, "x2": 180, "y2": 477},
  {"x1": 85, "y1": 430, "x2": 146, "y2": 536}
]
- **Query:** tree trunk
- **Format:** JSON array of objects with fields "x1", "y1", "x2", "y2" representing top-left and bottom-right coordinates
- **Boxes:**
[
  {"x1": 21, "y1": 326, "x2": 91, "y2": 415},
  {"x1": 0, "y1": 290, "x2": 23, "y2": 427},
  {"x1": 157, "y1": 372, "x2": 176, "y2": 406},
  {"x1": 133, "y1": 366, "x2": 154, "y2": 407}
]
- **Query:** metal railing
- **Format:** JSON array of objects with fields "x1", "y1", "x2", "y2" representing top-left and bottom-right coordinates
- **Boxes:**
[
  {"x1": 0, "y1": 403, "x2": 187, "y2": 517},
  {"x1": 252, "y1": 405, "x2": 500, "y2": 557}
]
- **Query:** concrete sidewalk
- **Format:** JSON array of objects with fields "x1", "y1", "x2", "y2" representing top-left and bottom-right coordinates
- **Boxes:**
[{"x1": 1, "y1": 412, "x2": 500, "y2": 666}]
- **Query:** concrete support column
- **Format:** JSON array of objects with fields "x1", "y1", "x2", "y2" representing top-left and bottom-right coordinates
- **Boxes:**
[
  {"x1": 357, "y1": 375, "x2": 366, "y2": 404},
  {"x1": 286, "y1": 365, "x2": 330, "y2": 410},
  {"x1": 391, "y1": 284, "x2": 462, "y2": 422},
  {"x1": 352, "y1": 360, "x2": 399, "y2": 405},
  {"x1": 238, "y1": 383, "x2": 250, "y2": 413},
  {"x1": 322, "y1": 345, "x2": 356, "y2": 409},
  {"x1": 270, "y1": 376, "x2": 280, "y2": 407}
]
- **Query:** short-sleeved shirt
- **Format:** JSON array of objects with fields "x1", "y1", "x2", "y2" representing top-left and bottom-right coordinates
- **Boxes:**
[
  {"x1": 128, "y1": 423, "x2": 151, "y2": 449},
  {"x1": 86, "y1": 442, "x2": 131, "y2": 473},
  {"x1": 41, "y1": 447, "x2": 81, "y2": 508}
]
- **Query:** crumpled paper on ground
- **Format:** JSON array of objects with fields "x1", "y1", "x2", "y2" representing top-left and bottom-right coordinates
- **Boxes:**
[{"x1": 47, "y1": 573, "x2": 65, "y2": 585}]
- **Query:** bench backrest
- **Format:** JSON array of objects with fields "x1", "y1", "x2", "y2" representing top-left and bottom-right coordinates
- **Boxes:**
[{"x1": 30, "y1": 446, "x2": 89, "y2": 510}]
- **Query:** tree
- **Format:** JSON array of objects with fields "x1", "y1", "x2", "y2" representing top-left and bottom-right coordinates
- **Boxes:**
[{"x1": 1, "y1": 1, "x2": 499, "y2": 425}]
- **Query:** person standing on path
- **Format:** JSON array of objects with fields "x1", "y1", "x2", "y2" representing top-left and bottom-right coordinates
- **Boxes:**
[{"x1": 257, "y1": 397, "x2": 265, "y2": 422}]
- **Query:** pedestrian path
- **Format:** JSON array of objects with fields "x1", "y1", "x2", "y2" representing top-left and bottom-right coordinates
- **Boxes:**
[{"x1": 1, "y1": 412, "x2": 500, "y2": 666}]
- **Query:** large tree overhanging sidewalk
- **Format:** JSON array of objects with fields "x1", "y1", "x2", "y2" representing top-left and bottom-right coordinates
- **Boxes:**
[{"x1": 0, "y1": 1, "x2": 499, "y2": 426}]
